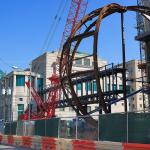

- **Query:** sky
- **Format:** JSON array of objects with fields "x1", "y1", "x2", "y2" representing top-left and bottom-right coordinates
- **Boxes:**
[{"x1": 0, "y1": 0, "x2": 140, "y2": 73}]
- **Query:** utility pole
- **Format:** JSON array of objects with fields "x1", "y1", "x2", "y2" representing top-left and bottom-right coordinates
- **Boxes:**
[
  {"x1": 121, "y1": 12, "x2": 127, "y2": 112},
  {"x1": 28, "y1": 63, "x2": 32, "y2": 123}
]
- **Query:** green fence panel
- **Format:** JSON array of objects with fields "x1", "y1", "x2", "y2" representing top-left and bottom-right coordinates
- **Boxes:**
[
  {"x1": 45, "y1": 118, "x2": 59, "y2": 137},
  {"x1": 35, "y1": 119, "x2": 45, "y2": 136},
  {"x1": 128, "y1": 112, "x2": 150, "y2": 144},
  {"x1": 11, "y1": 122, "x2": 17, "y2": 135},
  {"x1": 99, "y1": 113, "x2": 127, "y2": 142},
  {"x1": 35, "y1": 118, "x2": 59, "y2": 137},
  {"x1": 4, "y1": 122, "x2": 17, "y2": 135}
]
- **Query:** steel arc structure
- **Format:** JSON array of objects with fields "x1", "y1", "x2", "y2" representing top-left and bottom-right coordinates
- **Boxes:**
[{"x1": 59, "y1": 3, "x2": 150, "y2": 125}]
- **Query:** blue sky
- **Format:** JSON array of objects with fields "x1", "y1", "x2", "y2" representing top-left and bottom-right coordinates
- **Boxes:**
[{"x1": 0, "y1": 0, "x2": 139, "y2": 73}]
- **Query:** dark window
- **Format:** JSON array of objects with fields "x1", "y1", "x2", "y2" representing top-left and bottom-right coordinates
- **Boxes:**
[
  {"x1": 18, "y1": 104, "x2": 24, "y2": 120},
  {"x1": 16, "y1": 75, "x2": 25, "y2": 86},
  {"x1": 93, "y1": 81, "x2": 97, "y2": 92},
  {"x1": 84, "y1": 58, "x2": 90, "y2": 66},
  {"x1": 37, "y1": 78, "x2": 43, "y2": 91},
  {"x1": 85, "y1": 82, "x2": 91, "y2": 92},
  {"x1": 126, "y1": 85, "x2": 131, "y2": 94},
  {"x1": 119, "y1": 85, "x2": 123, "y2": 90},
  {"x1": 60, "y1": 108, "x2": 65, "y2": 111},
  {"x1": 112, "y1": 84, "x2": 117, "y2": 91},
  {"x1": 75, "y1": 57, "x2": 82, "y2": 65},
  {"x1": 87, "y1": 106, "x2": 91, "y2": 112},
  {"x1": 19, "y1": 98, "x2": 23, "y2": 101},
  {"x1": 18, "y1": 104, "x2": 24, "y2": 111},
  {"x1": 76, "y1": 83, "x2": 81, "y2": 91}
]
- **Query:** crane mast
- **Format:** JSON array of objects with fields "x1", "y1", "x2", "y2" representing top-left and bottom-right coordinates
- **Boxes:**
[{"x1": 21, "y1": 0, "x2": 88, "y2": 120}]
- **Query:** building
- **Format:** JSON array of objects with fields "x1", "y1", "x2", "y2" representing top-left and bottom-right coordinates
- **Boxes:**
[
  {"x1": 0, "y1": 70, "x2": 42, "y2": 121},
  {"x1": 136, "y1": 0, "x2": 150, "y2": 108},
  {"x1": 31, "y1": 51, "x2": 128, "y2": 117},
  {"x1": 126, "y1": 60, "x2": 147, "y2": 111},
  {"x1": 0, "y1": 51, "x2": 145, "y2": 121},
  {"x1": 0, "y1": 69, "x2": 5, "y2": 79}
]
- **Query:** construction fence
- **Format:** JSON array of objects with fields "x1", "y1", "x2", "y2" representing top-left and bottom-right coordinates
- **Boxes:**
[{"x1": 2, "y1": 110, "x2": 150, "y2": 144}]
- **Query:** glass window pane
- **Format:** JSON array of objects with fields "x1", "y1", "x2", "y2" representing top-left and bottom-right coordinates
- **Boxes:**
[
  {"x1": 93, "y1": 81, "x2": 97, "y2": 91},
  {"x1": 18, "y1": 104, "x2": 24, "y2": 111},
  {"x1": 76, "y1": 84, "x2": 81, "y2": 91},
  {"x1": 84, "y1": 58, "x2": 90, "y2": 66},
  {"x1": 112, "y1": 84, "x2": 117, "y2": 91},
  {"x1": 16, "y1": 75, "x2": 25, "y2": 86},
  {"x1": 75, "y1": 57, "x2": 82, "y2": 65},
  {"x1": 119, "y1": 85, "x2": 123, "y2": 90},
  {"x1": 18, "y1": 111, "x2": 23, "y2": 120},
  {"x1": 37, "y1": 78, "x2": 43, "y2": 91},
  {"x1": 85, "y1": 82, "x2": 91, "y2": 92}
]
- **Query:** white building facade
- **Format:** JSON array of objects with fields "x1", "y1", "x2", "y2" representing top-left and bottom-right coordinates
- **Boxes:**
[{"x1": 0, "y1": 70, "x2": 42, "y2": 121}]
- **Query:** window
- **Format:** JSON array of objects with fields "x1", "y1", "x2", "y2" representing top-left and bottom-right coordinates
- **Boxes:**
[
  {"x1": 59, "y1": 108, "x2": 65, "y2": 111},
  {"x1": 132, "y1": 104, "x2": 135, "y2": 109},
  {"x1": 87, "y1": 106, "x2": 91, "y2": 113},
  {"x1": 18, "y1": 104, "x2": 24, "y2": 120},
  {"x1": 93, "y1": 81, "x2": 97, "y2": 92},
  {"x1": 76, "y1": 83, "x2": 81, "y2": 91},
  {"x1": 19, "y1": 98, "x2": 23, "y2": 101},
  {"x1": 18, "y1": 104, "x2": 24, "y2": 111},
  {"x1": 75, "y1": 57, "x2": 82, "y2": 65},
  {"x1": 31, "y1": 76, "x2": 35, "y2": 87},
  {"x1": 37, "y1": 78, "x2": 43, "y2": 91},
  {"x1": 140, "y1": 104, "x2": 143, "y2": 108},
  {"x1": 84, "y1": 58, "x2": 90, "y2": 66},
  {"x1": 112, "y1": 84, "x2": 117, "y2": 91},
  {"x1": 119, "y1": 85, "x2": 123, "y2": 90},
  {"x1": 85, "y1": 82, "x2": 91, "y2": 92},
  {"x1": 126, "y1": 85, "x2": 131, "y2": 94},
  {"x1": 16, "y1": 75, "x2": 25, "y2": 86},
  {"x1": 18, "y1": 111, "x2": 23, "y2": 120}
]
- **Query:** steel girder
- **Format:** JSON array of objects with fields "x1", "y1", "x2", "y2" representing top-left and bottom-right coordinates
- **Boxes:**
[{"x1": 59, "y1": 3, "x2": 150, "y2": 125}]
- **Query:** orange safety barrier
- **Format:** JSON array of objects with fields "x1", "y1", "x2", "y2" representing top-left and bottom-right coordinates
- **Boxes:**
[
  {"x1": 0, "y1": 135, "x2": 2, "y2": 143},
  {"x1": 7, "y1": 135, "x2": 14, "y2": 145},
  {"x1": 22, "y1": 136, "x2": 32, "y2": 148},
  {"x1": 123, "y1": 143, "x2": 150, "y2": 150},
  {"x1": 73, "y1": 140, "x2": 96, "y2": 150},
  {"x1": 42, "y1": 137, "x2": 56, "y2": 150}
]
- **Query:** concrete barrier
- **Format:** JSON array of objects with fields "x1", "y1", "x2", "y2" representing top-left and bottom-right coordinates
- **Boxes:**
[
  {"x1": 0, "y1": 134, "x2": 150, "y2": 150},
  {"x1": 123, "y1": 143, "x2": 150, "y2": 150}
]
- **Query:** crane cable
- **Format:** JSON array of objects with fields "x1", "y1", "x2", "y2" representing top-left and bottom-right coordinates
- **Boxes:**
[
  {"x1": 0, "y1": 57, "x2": 13, "y2": 69},
  {"x1": 46, "y1": 0, "x2": 69, "y2": 50},
  {"x1": 40, "y1": 0, "x2": 64, "y2": 53},
  {"x1": 41, "y1": 0, "x2": 69, "y2": 52}
]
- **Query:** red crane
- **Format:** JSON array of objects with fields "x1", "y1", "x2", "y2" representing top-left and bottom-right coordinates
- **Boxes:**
[{"x1": 21, "y1": 0, "x2": 88, "y2": 120}]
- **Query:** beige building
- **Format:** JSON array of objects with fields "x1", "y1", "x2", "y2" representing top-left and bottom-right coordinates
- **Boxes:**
[
  {"x1": 126, "y1": 60, "x2": 147, "y2": 111},
  {"x1": 0, "y1": 70, "x2": 42, "y2": 121},
  {"x1": 31, "y1": 51, "x2": 128, "y2": 117}
]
